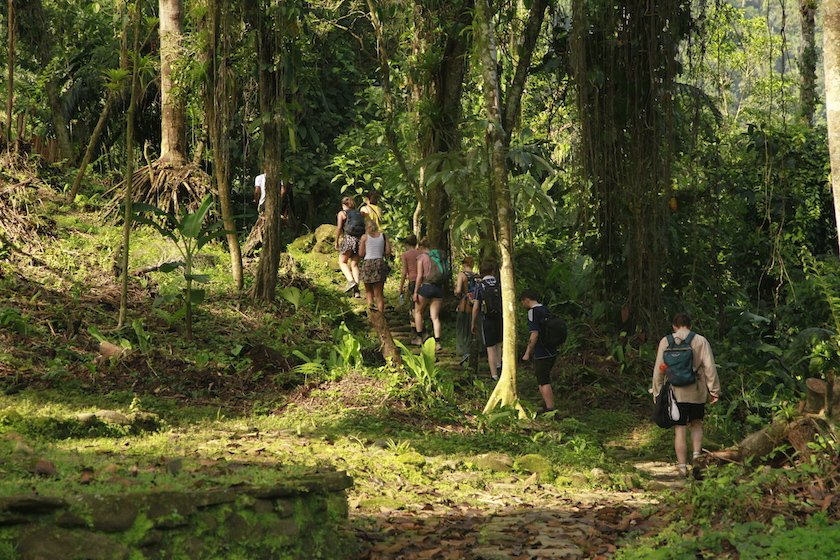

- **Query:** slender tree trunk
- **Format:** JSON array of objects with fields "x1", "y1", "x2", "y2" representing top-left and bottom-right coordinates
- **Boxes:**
[
  {"x1": 798, "y1": 0, "x2": 818, "y2": 126},
  {"x1": 118, "y1": 1, "x2": 143, "y2": 328},
  {"x1": 44, "y1": 79, "x2": 73, "y2": 164},
  {"x1": 475, "y1": 0, "x2": 518, "y2": 413},
  {"x1": 159, "y1": 0, "x2": 187, "y2": 164},
  {"x1": 68, "y1": 92, "x2": 117, "y2": 201},
  {"x1": 246, "y1": 0, "x2": 283, "y2": 302},
  {"x1": 206, "y1": 0, "x2": 243, "y2": 290},
  {"x1": 827, "y1": 0, "x2": 840, "y2": 255},
  {"x1": 5, "y1": 0, "x2": 14, "y2": 150}
]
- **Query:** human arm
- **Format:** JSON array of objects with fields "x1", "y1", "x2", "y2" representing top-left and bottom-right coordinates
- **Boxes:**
[
  {"x1": 399, "y1": 254, "x2": 408, "y2": 293},
  {"x1": 253, "y1": 185, "x2": 261, "y2": 204},
  {"x1": 359, "y1": 235, "x2": 368, "y2": 258},
  {"x1": 384, "y1": 235, "x2": 392, "y2": 259},
  {"x1": 522, "y1": 331, "x2": 539, "y2": 362},
  {"x1": 699, "y1": 337, "x2": 721, "y2": 404},
  {"x1": 413, "y1": 257, "x2": 425, "y2": 302},
  {"x1": 651, "y1": 337, "x2": 667, "y2": 401},
  {"x1": 335, "y1": 212, "x2": 345, "y2": 250},
  {"x1": 471, "y1": 299, "x2": 480, "y2": 334},
  {"x1": 454, "y1": 272, "x2": 465, "y2": 298}
]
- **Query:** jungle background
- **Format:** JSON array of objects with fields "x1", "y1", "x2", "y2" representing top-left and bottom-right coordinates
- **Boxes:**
[{"x1": 2, "y1": 0, "x2": 840, "y2": 558}]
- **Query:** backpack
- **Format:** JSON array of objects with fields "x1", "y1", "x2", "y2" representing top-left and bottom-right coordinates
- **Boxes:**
[
  {"x1": 663, "y1": 332, "x2": 697, "y2": 387},
  {"x1": 481, "y1": 281, "x2": 503, "y2": 318},
  {"x1": 463, "y1": 271, "x2": 478, "y2": 298},
  {"x1": 343, "y1": 209, "x2": 365, "y2": 237},
  {"x1": 425, "y1": 249, "x2": 449, "y2": 285},
  {"x1": 538, "y1": 311, "x2": 567, "y2": 351}
]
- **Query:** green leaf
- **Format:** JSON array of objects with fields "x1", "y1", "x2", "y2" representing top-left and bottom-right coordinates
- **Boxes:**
[
  {"x1": 181, "y1": 195, "x2": 215, "y2": 239},
  {"x1": 188, "y1": 289, "x2": 206, "y2": 304},
  {"x1": 186, "y1": 274, "x2": 210, "y2": 284},
  {"x1": 158, "y1": 261, "x2": 183, "y2": 273}
]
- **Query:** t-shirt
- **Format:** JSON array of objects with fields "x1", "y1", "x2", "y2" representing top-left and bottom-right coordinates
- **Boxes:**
[
  {"x1": 255, "y1": 174, "x2": 266, "y2": 206},
  {"x1": 527, "y1": 304, "x2": 556, "y2": 359},
  {"x1": 401, "y1": 248, "x2": 420, "y2": 281},
  {"x1": 361, "y1": 203, "x2": 383, "y2": 227}
]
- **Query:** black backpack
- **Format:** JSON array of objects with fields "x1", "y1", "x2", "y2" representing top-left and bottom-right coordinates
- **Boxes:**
[
  {"x1": 538, "y1": 311, "x2": 567, "y2": 351},
  {"x1": 343, "y1": 209, "x2": 365, "y2": 237},
  {"x1": 481, "y1": 281, "x2": 502, "y2": 318}
]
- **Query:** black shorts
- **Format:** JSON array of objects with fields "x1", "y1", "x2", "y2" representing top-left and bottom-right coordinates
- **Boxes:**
[
  {"x1": 534, "y1": 355, "x2": 557, "y2": 386},
  {"x1": 481, "y1": 316, "x2": 502, "y2": 347},
  {"x1": 675, "y1": 402, "x2": 705, "y2": 425},
  {"x1": 417, "y1": 283, "x2": 443, "y2": 300}
]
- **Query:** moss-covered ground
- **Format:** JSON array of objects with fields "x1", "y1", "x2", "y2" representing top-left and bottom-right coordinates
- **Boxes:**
[{"x1": 1, "y1": 177, "x2": 834, "y2": 558}]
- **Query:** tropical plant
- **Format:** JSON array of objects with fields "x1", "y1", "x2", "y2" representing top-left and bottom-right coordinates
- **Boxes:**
[
  {"x1": 395, "y1": 339, "x2": 454, "y2": 408},
  {"x1": 134, "y1": 195, "x2": 226, "y2": 340}
]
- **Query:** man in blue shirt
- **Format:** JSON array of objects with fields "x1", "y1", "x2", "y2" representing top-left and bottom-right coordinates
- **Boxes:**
[{"x1": 520, "y1": 289, "x2": 557, "y2": 413}]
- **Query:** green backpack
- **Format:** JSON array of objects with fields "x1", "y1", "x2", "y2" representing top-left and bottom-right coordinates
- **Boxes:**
[{"x1": 425, "y1": 249, "x2": 449, "y2": 285}]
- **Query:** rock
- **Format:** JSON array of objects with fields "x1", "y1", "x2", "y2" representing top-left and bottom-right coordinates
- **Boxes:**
[
  {"x1": 165, "y1": 457, "x2": 183, "y2": 475},
  {"x1": 513, "y1": 454, "x2": 553, "y2": 476},
  {"x1": 33, "y1": 459, "x2": 57, "y2": 477},
  {"x1": 472, "y1": 452, "x2": 514, "y2": 472},
  {"x1": 396, "y1": 451, "x2": 426, "y2": 466},
  {"x1": 94, "y1": 410, "x2": 131, "y2": 425},
  {"x1": 55, "y1": 510, "x2": 89, "y2": 528},
  {"x1": 312, "y1": 224, "x2": 336, "y2": 254},
  {"x1": 17, "y1": 527, "x2": 131, "y2": 560},
  {"x1": 84, "y1": 496, "x2": 139, "y2": 533},
  {"x1": 289, "y1": 231, "x2": 316, "y2": 253},
  {"x1": 0, "y1": 495, "x2": 67, "y2": 514}
]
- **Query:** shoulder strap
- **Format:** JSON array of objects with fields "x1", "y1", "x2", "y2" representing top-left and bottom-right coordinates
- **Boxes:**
[
  {"x1": 684, "y1": 332, "x2": 696, "y2": 345},
  {"x1": 666, "y1": 334, "x2": 676, "y2": 347}
]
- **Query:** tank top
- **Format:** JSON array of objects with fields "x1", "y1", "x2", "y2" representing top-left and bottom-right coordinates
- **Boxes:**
[{"x1": 364, "y1": 233, "x2": 386, "y2": 260}]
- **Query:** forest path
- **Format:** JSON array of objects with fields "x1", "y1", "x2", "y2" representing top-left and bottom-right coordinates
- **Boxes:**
[{"x1": 339, "y1": 307, "x2": 681, "y2": 559}]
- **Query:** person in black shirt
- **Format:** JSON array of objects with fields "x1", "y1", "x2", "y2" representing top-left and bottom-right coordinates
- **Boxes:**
[{"x1": 520, "y1": 290, "x2": 557, "y2": 413}]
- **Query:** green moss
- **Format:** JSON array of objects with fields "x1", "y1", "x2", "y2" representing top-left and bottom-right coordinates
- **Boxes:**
[{"x1": 513, "y1": 453, "x2": 553, "y2": 475}]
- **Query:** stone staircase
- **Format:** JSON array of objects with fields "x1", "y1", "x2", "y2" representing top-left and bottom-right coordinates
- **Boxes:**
[{"x1": 381, "y1": 305, "x2": 468, "y2": 373}]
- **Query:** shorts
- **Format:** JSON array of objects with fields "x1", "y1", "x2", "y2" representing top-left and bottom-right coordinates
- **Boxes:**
[
  {"x1": 481, "y1": 316, "x2": 502, "y2": 347},
  {"x1": 417, "y1": 283, "x2": 443, "y2": 300},
  {"x1": 360, "y1": 258, "x2": 389, "y2": 284},
  {"x1": 534, "y1": 355, "x2": 557, "y2": 386},
  {"x1": 339, "y1": 234, "x2": 360, "y2": 256},
  {"x1": 675, "y1": 402, "x2": 705, "y2": 425}
]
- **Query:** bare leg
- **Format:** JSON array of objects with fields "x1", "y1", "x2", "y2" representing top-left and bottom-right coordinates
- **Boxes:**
[
  {"x1": 364, "y1": 281, "x2": 374, "y2": 308},
  {"x1": 374, "y1": 283, "x2": 385, "y2": 312},
  {"x1": 486, "y1": 343, "x2": 499, "y2": 379},
  {"x1": 349, "y1": 256, "x2": 361, "y2": 284},
  {"x1": 689, "y1": 420, "x2": 703, "y2": 457},
  {"x1": 674, "y1": 425, "x2": 688, "y2": 471},
  {"x1": 539, "y1": 384, "x2": 555, "y2": 409},
  {"x1": 414, "y1": 297, "x2": 428, "y2": 342},
  {"x1": 338, "y1": 254, "x2": 354, "y2": 283},
  {"x1": 429, "y1": 298, "x2": 443, "y2": 338}
]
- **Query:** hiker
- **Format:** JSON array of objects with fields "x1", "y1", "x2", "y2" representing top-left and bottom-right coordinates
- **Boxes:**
[
  {"x1": 652, "y1": 313, "x2": 721, "y2": 477},
  {"x1": 335, "y1": 196, "x2": 364, "y2": 298},
  {"x1": 412, "y1": 238, "x2": 444, "y2": 351},
  {"x1": 520, "y1": 289, "x2": 558, "y2": 412},
  {"x1": 253, "y1": 172, "x2": 267, "y2": 212},
  {"x1": 399, "y1": 234, "x2": 420, "y2": 319},
  {"x1": 360, "y1": 189, "x2": 384, "y2": 229},
  {"x1": 455, "y1": 256, "x2": 477, "y2": 363},
  {"x1": 472, "y1": 262, "x2": 503, "y2": 380},
  {"x1": 254, "y1": 172, "x2": 289, "y2": 216},
  {"x1": 359, "y1": 219, "x2": 392, "y2": 312}
]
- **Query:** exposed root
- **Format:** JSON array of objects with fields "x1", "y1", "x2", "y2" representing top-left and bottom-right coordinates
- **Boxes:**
[{"x1": 103, "y1": 160, "x2": 212, "y2": 222}]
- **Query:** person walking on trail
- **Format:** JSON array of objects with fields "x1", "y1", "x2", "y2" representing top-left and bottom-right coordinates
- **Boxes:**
[
  {"x1": 412, "y1": 238, "x2": 444, "y2": 351},
  {"x1": 335, "y1": 196, "x2": 364, "y2": 298},
  {"x1": 651, "y1": 313, "x2": 721, "y2": 477},
  {"x1": 520, "y1": 290, "x2": 558, "y2": 413},
  {"x1": 472, "y1": 263, "x2": 503, "y2": 380},
  {"x1": 359, "y1": 219, "x2": 392, "y2": 313},
  {"x1": 254, "y1": 172, "x2": 291, "y2": 217},
  {"x1": 454, "y1": 256, "x2": 477, "y2": 362},
  {"x1": 399, "y1": 234, "x2": 420, "y2": 321},
  {"x1": 254, "y1": 172, "x2": 267, "y2": 212},
  {"x1": 360, "y1": 190, "x2": 384, "y2": 229}
]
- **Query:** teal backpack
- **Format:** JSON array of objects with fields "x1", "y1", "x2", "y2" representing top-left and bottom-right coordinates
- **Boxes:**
[
  {"x1": 663, "y1": 332, "x2": 697, "y2": 387},
  {"x1": 426, "y1": 249, "x2": 450, "y2": 285}
]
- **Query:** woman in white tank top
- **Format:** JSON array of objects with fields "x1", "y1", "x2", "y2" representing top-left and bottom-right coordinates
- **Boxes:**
[{"x1": 359, "y1": 219, "x2": 392, "y2": 312}]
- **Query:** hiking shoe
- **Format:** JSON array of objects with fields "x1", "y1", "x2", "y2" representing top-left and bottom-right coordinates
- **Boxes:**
[
  {"x1": 343, "y1": 281, "x2": 357, "y2": 293},
  {"x1": 537, "y1": 406, "x2": 556, "y2": 416},
  {"x1": 410, "y1": 336, "x2": 423, "y2": 346},
  {"x1": 353, "y1": 289, "x2": 362, "y2": 298},
  {"x1": 435, "y1": 342, "x2": 443, "y2": 352}
]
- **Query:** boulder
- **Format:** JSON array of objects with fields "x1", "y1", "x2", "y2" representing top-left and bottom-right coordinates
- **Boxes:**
[
  {"x1": 471, "y1": 452, "x2": 514, "y2": 472},
  {"x1": 513, "y1": 454, "x2": 553, "y2": 476},
  {"x1": 313, "y1": 224, "x2": 337, "y2": 254}
]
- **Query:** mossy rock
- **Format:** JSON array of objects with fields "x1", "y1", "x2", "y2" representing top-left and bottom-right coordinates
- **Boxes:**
[
  {"x1": 471, "y1": 452, "x2": 514, "y2": 472},
  {"x1": 513, "y1": 454, "x2": 552, "y2": 475},
  {"x1": 312, "y1": 224, "x2": 337, "y2": 254},
  {"x1": 288, "y1": 232, "x2": 316, "y2": 254},
  {"x1": 396, "y1": 451, "x2": 426, "y2": 467}
]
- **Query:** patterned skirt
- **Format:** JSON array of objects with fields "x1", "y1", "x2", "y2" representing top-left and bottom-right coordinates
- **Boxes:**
[
  {"x1": 339, "y1": 234, "x2": 360, "y2": 256},
  {"x1": 360, "y1": 258, "x2": 389, "y2": 284}
]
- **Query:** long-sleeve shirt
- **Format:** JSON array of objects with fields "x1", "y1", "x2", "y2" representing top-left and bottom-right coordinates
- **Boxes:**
[{"x1": 652, "y1": 327, "x2": 721, "y2": 404}]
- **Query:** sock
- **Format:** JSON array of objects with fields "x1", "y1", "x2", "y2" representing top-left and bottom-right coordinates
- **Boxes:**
[
  {"x1": 435, "y1": 337, "x2": 441, "y2": 342},
  {"x1": 416, "y1": 330, "x2": 424, "y2": 337}
]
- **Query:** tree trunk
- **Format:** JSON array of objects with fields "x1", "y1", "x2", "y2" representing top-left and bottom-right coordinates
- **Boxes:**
[
  {"x1": 246, "y1": 0, "x2": 283, "y2": 303},
  {"x1": 826, "y1": 0, "x2": 840, "y2": 255},
  {"x1": 68, "y1": 91, "x2": 118, "y2": 201},
  {"x1": 159, "y1": 0, "x2": 187, "y2": 164},
  {"x1": 118, "y1": 1, "x2": 143, "y2": 328},
  {"x1": 206, "y1": 0, "x2": 243, "y2": 291},
  {"x1": 44, "y1": 78, "x2": 73, "y2": 164},
  {"x1": 474, "y1": 0, "x2": 519, "y2": 413},
  {"x1": 798, "y1": 0, "x2": 818, "y2": 126},
  {"x1": 368, "y1": 309, "x2": 402, "y2": 366},
  {"x1": 5, "y1": 0, "x2": 14, "y2": 150}
]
